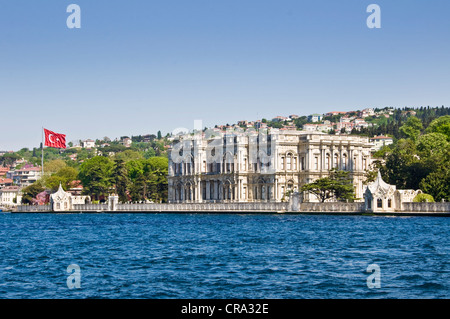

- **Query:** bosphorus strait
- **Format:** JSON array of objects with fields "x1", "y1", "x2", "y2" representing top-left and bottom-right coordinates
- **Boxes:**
[{"x1": 0, "y1": 213, "x2": 448, "y2": 299}]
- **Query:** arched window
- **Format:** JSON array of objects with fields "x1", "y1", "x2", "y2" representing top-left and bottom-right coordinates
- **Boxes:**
[
  {"x1": 334, "y1": 154, "x2": 339, "y2": 169},
  {"x1": 286, "y1": 153, "x2": 293, "y2": 170},
  {"x1": 343, "y1": 154, "x2": 347, "y2": 170},
  {"x1": 377, "y1": 199, "x2": 383, "y2": 208},
  {"x1": 325, "y1": 154, "x2": 330, "y2": 170}
]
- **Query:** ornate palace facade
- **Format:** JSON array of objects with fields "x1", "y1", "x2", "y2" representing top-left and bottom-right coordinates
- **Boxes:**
[{"x1": 168, "y1": 130, "x2": 373, "y2": 203}]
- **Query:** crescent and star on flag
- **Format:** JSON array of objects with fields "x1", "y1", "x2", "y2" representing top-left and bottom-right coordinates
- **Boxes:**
[{"x1": 44, "y1": 128, "x2": 66, "y2": 149}]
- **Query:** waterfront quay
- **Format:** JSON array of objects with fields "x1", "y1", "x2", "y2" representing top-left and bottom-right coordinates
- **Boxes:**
[{"x1": 12, "y1": 200, "x2": 450, "y2": 217}]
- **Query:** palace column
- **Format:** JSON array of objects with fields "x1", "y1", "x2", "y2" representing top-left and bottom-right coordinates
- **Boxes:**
[
  {"x1": 197, "y1": 178, "x2": 202, "y2": 202},
  {"x1": 206, "y1": 181, "x2": 210, "y2": 201},
  {"x1": 214, "y1": 181, "x2": 219, "y2": 200},
  {"x1": 274, "y1": 178, "x2": 278, "y2": 201}
]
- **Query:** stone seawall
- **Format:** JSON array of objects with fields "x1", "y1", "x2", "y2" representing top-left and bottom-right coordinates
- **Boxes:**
[
  {"x1": 298, "y1": 202, "x2": 365, "y2": 213},
  {"x1": 402, "y1": 202, "x2": 450, "y2": 213},
  {"x1": 14, "y1": 201, "x2": 449, "y2": 215}
]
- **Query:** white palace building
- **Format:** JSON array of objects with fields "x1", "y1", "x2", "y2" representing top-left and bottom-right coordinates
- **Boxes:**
[{"x1": 168, "y1": 129, "x2": 373, "y2": 203}]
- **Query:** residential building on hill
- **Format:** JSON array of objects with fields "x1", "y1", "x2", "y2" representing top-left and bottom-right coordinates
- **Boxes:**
[
  {"x1": 10, "y1": 166, "x2": 42, "y2": 187},
  {"x1": 0, "y1": 186, "x2": 22, "y2": 207},
  {"x1": 82, "y1": 139, "x2": 96, "y2": 149},
  {"x1": 307, "y1": 113, "x2": 323, "y2": 123},
  {"x1": 370, "y1": 135, "x2": 394, "y2": 151}
]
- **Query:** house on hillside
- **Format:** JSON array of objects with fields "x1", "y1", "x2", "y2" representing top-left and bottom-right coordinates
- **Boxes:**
[
  {"x1": 370, "y1": 135, "x2": 394, "y2": 151},
  {"x1": 82, "y1": 139, "x2": 96, "y2": 149}
]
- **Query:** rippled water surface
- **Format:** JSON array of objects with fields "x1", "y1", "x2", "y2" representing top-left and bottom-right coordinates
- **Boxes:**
[{"x1": 0, "y1": 213, "x2": 448, "y2": 299}]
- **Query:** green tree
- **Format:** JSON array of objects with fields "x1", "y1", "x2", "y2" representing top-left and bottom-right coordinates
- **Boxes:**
[
  {"x1": 21, "y1": 182, "x2": 45, "y2": 205},
  {"x1": 113, "y1": 159, "x2": 130, "y2": 203},
  {"x1": 0, "y1": 153, "x2": 20, "y2": 166},
  {"x1": 45, "y1": 167, "x2": 78, "y2": 192},
  {"x1": 381, "y1": 139, "x2": 428, "y2": 190},
  {"x1": 399, "y1": 116, "x2": 423, "y2": 141},
  {"x1": 426, "y1": 115, "x2": 450, "y2": 141},
  {"x1": 413, "y1": 193, "x2": 435, "y2": 203},
  {"x1": 78, "y1": 156, "x2": 114, "y2": 200},
  {"x1": 145, "y1": 157, "x2": 169, "y2": 202},
  {"x1": 329, "y1": 169, "x2": 355, "y2": 202},
  {"x1": 44, "y1": 159, "x2": 67, "y2": 175},
  {"x1": 129, "y1": 174, "x2": 147, "y2": 202},
  {"x1": 420, "y1": 166, "x2": 450, "y2": 202},
  {"x1": 114, "y1": 150, "x2": 144, "y2": 163},
  {"x1": 143, "y1": 148, "x2": 156, "y2": 159},
  {"x1": 416, "y1": 133, "x2": 449, "y2": 159},
  {"x1": 300, "y1": 177, "x2": 335, "y2": 202},
  {"x1": 300, "y1": 169, "x2": 354, "y2": 202}
]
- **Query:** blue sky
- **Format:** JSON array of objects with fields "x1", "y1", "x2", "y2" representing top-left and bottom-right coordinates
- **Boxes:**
[{"x1": 1, "y1": 0, "x2": 449, "y2": 151}]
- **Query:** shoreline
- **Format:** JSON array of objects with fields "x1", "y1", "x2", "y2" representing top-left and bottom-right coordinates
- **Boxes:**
[{"x1": 4, "y1": 210, "x2": 450, "y2": 217}]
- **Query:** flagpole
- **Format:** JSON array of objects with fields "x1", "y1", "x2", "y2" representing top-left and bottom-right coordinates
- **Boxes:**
[{"x1": 41, "y1": 127, "x2": 44, "y2": 178}]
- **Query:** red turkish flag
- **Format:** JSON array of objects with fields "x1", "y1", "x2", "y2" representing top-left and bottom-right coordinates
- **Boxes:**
[{"x1": 44, "y1": 128, "x2": 66, "y2": 149}]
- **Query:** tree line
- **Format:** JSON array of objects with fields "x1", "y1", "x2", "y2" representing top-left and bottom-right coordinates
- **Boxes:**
[
  {"x1": 20, "y1": 156, "x2": 168, "y2": 205},
  {"x1": 374, "y1": 115, "x2": 450, "y2": 202}
]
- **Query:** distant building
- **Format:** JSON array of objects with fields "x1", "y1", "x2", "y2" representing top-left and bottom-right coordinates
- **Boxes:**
[
  {"x1": 0, "y1": 178, "x2": 13, "y2": 187},
  {"x1": 303, "y1": 123, "x2": 333, "y2": 133},
  {"x1": 353, "y1": 118, "x2": 369, "y2": 130},
  {"x1": 82, "y1": 139, "x2": 96, "y2": 149},
  {"x1": 50, "y1": 184, "x2": 90, "y2": 212},
  {"x1": 0, "y1": 186, "x2": 22, "y2": 207},
  {"x1": 281, "y1": 125, "x2": 297, "y2": 131},
  {"x1": 168, "y1": 131, "x2": 373, "y2": 203},
  {"x1": 325, "y1": 111, "x2": 347, "y2": 117},
  {"x1": 359, "y1": 108, "x2": 375, "y2": 118},
  {"x1": 11, "y1": 166, "x2": 42, "y2": 187},
  {"x1": 0, "y1": 166, "x2": 10, "y2": 177},
  {"x1": 271, "y1": 116, "x2": 288, "y2": 122},
  {"x1": 370, "y1": 135, "x2": 394, "y2": 151},
  {"x1": 364, "y1": 172, "x2": 421, "y2": 212},
  {"x1": 307, "y1": 113, "x2": 323, "y2": 123},
  {"x1": 121, "y1": 137, "x2": 132, "y2": 148}
]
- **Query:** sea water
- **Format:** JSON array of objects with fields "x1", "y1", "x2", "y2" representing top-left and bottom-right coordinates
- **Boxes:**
[{"x1": 0, "y1": 213, "x2": 448, "y2": 299}]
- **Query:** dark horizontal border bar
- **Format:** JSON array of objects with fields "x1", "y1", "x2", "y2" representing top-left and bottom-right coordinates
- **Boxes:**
[{"x1": 0, "y1": 299, "x2": 445, "y2": 317}]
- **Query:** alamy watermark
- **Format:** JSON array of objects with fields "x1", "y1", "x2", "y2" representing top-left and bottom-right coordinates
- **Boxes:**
[
  {"x1": 67, "y1": 264, "x2": 81, "y2": 289},
  {"x1": 367, "y1": 4, "x2": 381, "y2": 29},
  {"x1": 170, "y1": 120, "x2": 278, "y2": 174},
  {"x1": 64, "y1": 4, "x2": 380, "y2": 31},
  {"x1": 366, "y1": 264, "x2": 381, "y2": 289},
  {"x1": 66, "y1": 4, "x2": 81, "y2": 29}
]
